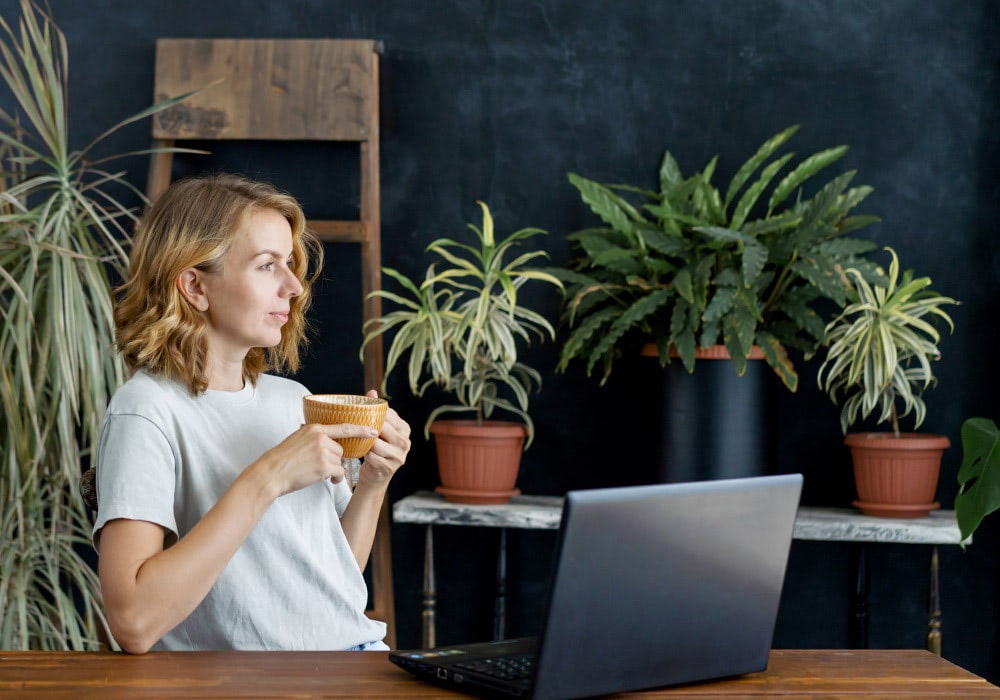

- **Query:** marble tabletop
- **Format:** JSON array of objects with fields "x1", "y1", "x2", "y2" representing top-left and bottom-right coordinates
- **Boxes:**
[
  {"x1": 393, "y1": 491, "x2": 564, "y2": 529},
  {"x1": 392, "y1": 491, "x2": 968, "y2": 545}
]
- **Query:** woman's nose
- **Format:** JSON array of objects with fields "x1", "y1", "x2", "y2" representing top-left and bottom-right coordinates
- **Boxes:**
[{"x1": 284, "y1": 269, "x2": 304, "y2": 297}]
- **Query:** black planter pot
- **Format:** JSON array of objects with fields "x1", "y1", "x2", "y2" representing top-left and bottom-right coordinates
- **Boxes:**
[{"x1": 653, "y1": 354, "x2": 773, "y2": 483}]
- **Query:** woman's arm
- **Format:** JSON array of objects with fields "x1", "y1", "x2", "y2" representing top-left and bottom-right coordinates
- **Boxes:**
[
  {"x1": 98, "y1": 422, "x2": 377, "y2": 654},
  {"x1": 98, "y1": 464, "x2": 276, "y2": 654},
  {"x1": 339, "y1": 395, "x2": 411, "y2": 569}
]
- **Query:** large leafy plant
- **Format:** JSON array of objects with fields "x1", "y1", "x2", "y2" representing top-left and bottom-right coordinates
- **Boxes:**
[
  {"x1": 552, "y1": 125, "x2": 881, "y2": 391},
  {"x1": 817, "y1": 247, "x2": 957, "y2": 435},
  {"x1": 956, "y1": 417, "x2": 1000, "y2": 542},
  {"x1": 361, "y1": 201, "x2": 562, "y2": 446},
  {"x1": 0, "y1": 0, "x2": 188, "y2": 649}
]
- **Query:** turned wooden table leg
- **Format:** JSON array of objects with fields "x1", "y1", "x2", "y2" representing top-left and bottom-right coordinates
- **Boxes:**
[
  {"x1": 927, "y1": 545, "x2": 942, "y2": 656},
  {"x1": 494, "y1": 528, "x2": 508, "y2": 641},
  {"x1": 421, "y1": 525, "x2": 436, "y2": 648},
  {"x1": 851, "y1": 544, "x2": 869, "y2": 649}
]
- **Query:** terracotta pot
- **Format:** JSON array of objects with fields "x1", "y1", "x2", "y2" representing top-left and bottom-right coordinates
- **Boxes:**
[
  {"x1": 429, "y1": 420, "x2": 527, "y2": 504},
  {"x1": 844, "y1": 432, "x2": 950, "y2": 518}
]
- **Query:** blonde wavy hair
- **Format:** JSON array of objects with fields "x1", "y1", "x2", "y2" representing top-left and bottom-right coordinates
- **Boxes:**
[{"x1": 115, "y1": 174, "x2": 323, "y2": 394}]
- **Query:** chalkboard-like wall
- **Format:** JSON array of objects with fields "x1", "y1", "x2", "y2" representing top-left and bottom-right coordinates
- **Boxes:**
[{"x1": 2, "y1": 0, "x2": 998, "y2": 682}]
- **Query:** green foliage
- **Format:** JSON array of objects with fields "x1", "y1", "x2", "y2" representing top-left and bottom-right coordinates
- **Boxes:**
[
  {"x1": 361, "y1": 202, "x2": 563, "y2": 447},
  {"x1": 956, "y1": 417, "x2": 1000, "y2": 542},
  {"x1": 817, "y1": 247, "x2": 957, "y2": 435},
  {"x1": 0, "y1": 0, "x2": 190, "y2": 649},
  {"x1": 551, "y1": 125, "x2": 882, "y2": 390}
]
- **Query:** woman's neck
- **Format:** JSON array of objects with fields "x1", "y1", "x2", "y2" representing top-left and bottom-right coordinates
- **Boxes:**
[{"x1": 205, "y1": 354, "x2": 247, "y2": 392}]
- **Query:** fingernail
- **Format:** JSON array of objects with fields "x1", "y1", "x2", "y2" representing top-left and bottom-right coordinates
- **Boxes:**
[{"x1": 367, "y1": 428, "x2": 378, "y2": 436}]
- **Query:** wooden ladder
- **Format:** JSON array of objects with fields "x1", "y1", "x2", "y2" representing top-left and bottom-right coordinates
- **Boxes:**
[{"x1": 145, "y1": 38, "x2": 395, "y2": 648}]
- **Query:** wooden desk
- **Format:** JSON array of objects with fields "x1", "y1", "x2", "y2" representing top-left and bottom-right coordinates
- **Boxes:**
[
  {"x1": 0, "y1": 650, "x2": 996, "y2": 698},
  {"x1": 393, "y1": 492, "x2": 966, "y2": 649}
]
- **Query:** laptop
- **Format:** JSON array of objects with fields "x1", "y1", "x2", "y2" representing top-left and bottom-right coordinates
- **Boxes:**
[{"x1": 389, "y1": 473, "x2": 803, "y2": 699}]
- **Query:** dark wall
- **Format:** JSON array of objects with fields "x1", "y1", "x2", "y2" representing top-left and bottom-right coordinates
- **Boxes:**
[{"x1": 7, "y1": 0, "x2": 999, "y2": 681}]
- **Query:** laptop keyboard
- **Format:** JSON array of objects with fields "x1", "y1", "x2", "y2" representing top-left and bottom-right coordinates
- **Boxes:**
[{"x1": 454, "y1": 654, "x2": 535, "y2": 681}]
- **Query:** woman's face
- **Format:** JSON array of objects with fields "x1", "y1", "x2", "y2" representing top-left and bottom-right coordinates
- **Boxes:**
[{"x1": 198, "y1": 207, "x2": 304, "y2": 364}]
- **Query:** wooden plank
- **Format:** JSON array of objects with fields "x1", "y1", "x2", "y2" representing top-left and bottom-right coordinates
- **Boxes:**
[
  {"x1": 308, "y1": 219, "x2": 366, "y2": 243},
  {"x1": 368, "y1": 500, "x2": 396, "y2": 649},
  {"x1": 0, "y1": 650, "x2": 996, "y2": 697},
  {"x1": 145, "y1": 140, "x2": 174, "y2": 201},
  {"x1": 358, "y1": 54, "x2": 384, "y2": 395},
  {"x1": 152, "y1": 39, "x2": 377, "y2": 141}
]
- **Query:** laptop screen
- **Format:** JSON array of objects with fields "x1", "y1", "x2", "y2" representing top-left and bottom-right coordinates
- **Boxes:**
[
  {"x1": 531, "y1": 474, "x2": 802, "y2": 699},
  {"x1": 390, "y1": 474, "x2": 803, "y2": 700}
]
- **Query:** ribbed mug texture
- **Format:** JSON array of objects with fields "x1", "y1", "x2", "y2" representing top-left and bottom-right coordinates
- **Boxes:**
[{"x1": 303, "y1": 394, "x2": 387, "y2": 458}]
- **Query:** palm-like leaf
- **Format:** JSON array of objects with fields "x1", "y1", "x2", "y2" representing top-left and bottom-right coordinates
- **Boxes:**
[
  {"x1": 816, "y1": 248, "x2": 957, "y2": 435},
  {"x1": 0, "y1": 0, "x2": 196, "y2": 649},
  {"x1": 361, "y1": 202, "x2": 562, "y2": 447}
]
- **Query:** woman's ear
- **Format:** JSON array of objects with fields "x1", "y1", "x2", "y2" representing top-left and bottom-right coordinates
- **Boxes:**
[{"x1": 177, "y1": 269, "x2": 209, "y2": 312}]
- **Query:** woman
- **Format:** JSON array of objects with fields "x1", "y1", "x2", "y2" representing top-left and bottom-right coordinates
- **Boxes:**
[{"x1": 95, "y1": 174, "x2": 410, "y2": 654}]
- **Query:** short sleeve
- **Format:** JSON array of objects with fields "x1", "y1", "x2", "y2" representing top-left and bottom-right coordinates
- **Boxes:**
[{"x1": 92, "y1": 412, "x2": 178, "y2": 549}]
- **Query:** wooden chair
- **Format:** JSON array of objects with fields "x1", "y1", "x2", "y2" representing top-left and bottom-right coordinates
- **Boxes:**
[{"x1": 142, "y1": 38, "x2": 395, "y2": 647}]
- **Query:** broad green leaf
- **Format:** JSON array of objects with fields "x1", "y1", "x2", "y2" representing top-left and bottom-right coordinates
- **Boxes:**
[
  {"x1": 724, "y1": 125, "x2": 798, "y2": 210},
  {"x1": 568, "y1": 172, "x2": 643, "y2": 242},
  {"x1": 659, "y1": 149, "x2": 683, "y2": 191},
  {"x1": 730, "y1": 152, "x2": 794, "y2": 230},
  {"x1": 956, "y1": 418, "x2": 1000, "y2": 542},
  {"x1": 673, "y1": 267, "x2": 694, "y2": 304},
  {"x1": 703, "y1": 287, "x2": 736, "y2": 323},
  {"x1": 768, "y1": 145, "x2": 848, "y2": 213},
  {"x1": 586, "y1": 288, "x2": 670, "y2": 379},
  {"x1": 756, "y1": 330, "x2": 798, "y2": 391}
]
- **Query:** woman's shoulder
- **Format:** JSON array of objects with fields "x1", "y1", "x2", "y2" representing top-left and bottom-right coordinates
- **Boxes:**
[
  {"x1": 107, "y1": 370, "x2": 187, "y2": 417},
  {"x1": 256, "y1": 373, "x2": 311, "y2": 400}
]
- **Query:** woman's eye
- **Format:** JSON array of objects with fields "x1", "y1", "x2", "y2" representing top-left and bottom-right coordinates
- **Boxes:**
[{"x1": 260, "y1": 262, "x2": 274, "y2": 271}]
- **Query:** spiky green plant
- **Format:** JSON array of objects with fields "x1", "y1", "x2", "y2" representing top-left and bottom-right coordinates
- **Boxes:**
[
  {"x1": 552, "y1": 125, "x2": 882, "y2": 391},
  {"x1": 0, "y1": 0, "x2": 191, "y2": 649},
  {"x1": 817, "y1": 247, "x2": 957, "y2": 436},
  {"x1": 361, "y1": 201, "x2": 562, "y2": 446}
]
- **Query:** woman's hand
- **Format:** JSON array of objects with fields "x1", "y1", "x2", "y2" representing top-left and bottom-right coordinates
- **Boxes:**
[
  {"x1": 356, "y1": 389, "x2": 411, "y2": 488},
  {"x1": 264, "y1": 422, "x2": 379, "y2": 496}
]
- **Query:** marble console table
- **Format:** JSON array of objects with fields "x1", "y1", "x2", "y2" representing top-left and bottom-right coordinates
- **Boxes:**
[{"x1": 393, "y1": 491, "x2": 966, "y2": 651}]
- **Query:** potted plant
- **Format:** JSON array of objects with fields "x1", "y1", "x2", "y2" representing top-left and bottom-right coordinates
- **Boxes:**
[
  {"x1": 817, "y1": 247, "x2": 958, "y2": 517},
  {"x1": 0, "y1": 1, "x2": 190, "y2": 649},
  {"x1": 551, "y1": 125, "x2": 882, "y2": 392},
  {"x1": 361, "y1": 201, "x2": 562, "y2": 504},
  {"x1": 955, "y1": 418, "x2": 1000, "y2": 541}
]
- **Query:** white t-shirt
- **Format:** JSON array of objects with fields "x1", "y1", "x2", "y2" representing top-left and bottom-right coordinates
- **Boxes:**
[{"x1": 93, "y1": 369, "x2": 386, "y2": 651}]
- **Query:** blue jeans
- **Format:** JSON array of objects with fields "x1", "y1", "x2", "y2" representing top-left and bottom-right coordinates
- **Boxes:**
[{"x1": 348, "y1": 639, "x2": 390, "y2": 651}]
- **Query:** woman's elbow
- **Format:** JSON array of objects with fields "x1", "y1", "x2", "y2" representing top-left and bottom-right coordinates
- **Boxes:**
[
  {"x1": 117, "y1": 637, "x2": 155, "y2": 655},
  {"x1": 104, "y1": 607, "x2": 161, "y2": 654}
]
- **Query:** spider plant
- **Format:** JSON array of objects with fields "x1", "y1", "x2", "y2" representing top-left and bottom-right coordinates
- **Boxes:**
[
  {"x1": 360, "y1": 201, "x2": 562, "y2": 446},
  {"x1": 816, "y1": 247, "x2": 957, "y2": 436},
  {"x1": 0, "y1": 0, "x2": 192, "y2": 649}
]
